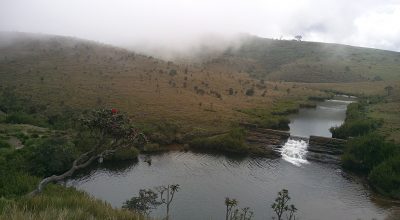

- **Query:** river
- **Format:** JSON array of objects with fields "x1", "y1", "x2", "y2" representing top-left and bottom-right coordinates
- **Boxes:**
[{"x1": 67, "y1": 97, "x2": 396, "y2": 220}]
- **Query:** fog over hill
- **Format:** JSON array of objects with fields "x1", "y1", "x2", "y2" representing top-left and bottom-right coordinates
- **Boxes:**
[
  {"x1": 1, "y1": 31, "x2": 400, "y2": 84},
  {"x1": 1, "y1": 0, "x2": 400, "y2": 52}
]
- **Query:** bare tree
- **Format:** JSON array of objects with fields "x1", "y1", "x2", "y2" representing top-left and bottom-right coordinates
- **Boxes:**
[
  {"x1": 28, "y1": 108, "x2": 147, "y2": 196},
  {"x1": 157, "y1": 184, "x2": 180, "y2": 220}
]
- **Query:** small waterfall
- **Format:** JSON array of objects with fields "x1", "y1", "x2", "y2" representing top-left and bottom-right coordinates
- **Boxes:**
[{"x1": 280, "y1": 137, "x2": 309, "y2": 166}]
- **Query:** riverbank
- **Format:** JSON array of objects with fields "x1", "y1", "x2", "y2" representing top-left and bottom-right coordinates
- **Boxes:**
[{"x1": 329, "y1": 93, "x2": 400, "y2": 199}]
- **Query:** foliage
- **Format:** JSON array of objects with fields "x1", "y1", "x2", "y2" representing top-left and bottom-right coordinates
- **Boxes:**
[
  {"x1": 124, "y1": 184, "x2": 180, "y2": 219},
  {"x1": 330, "y1": 118, "x2": 382, "y2": 139},
  {"x1": 0, "y1": 184, "x2": 143, "y2": 220},
  {"x1": 81, "y1": 109, "x2": 146, "y2": 146},
  {"x1": 190, "y1": 128, "x2": 248, "y2": 154},
  {"x1": 27, "y1": 137, "x2": 77, "y2": 177},
  {"x1": 368, "y1": 155, "x2": 400, "y2": 198},
  {"x1": 106, "y1": 146, "x2": 139, "y2": 161},
  {"x1": 341, "y1": 133, "x2": 400, "y2": 198},
  {"x1": 237, "y1": 99, "x2": 301, "y2": 130},
  {"x1": 156, "y1": 184, "x2": 180, "y2": 220},
  {"x1": 271, "y1": 189, "x2": 297, "y2": 220},
  {"x1": 0, "y1": 170, "x2": 39, "y2": 198},
  {"x1": 123, "y1": 189, "x2": 160, "y2": 216},
  {"x1": 5, "y1": 112, "x2": 47, "y2": 127},
  {"x1": 225, "y1": 197, "x2": 253, "y2": 220},
  {"x1": 341, "y1": 134, "x2": 398, "y2": 173},
  {"x1": 143, "y1": 143, "x2": 161, "y2": 152},
  {"x1": 331, "y1": 101, "x2": 382, "y2": 139},
  {"x1": 140, "y1": 121, "x2": 181, "y2": 145},
  {"x1": 0, "y1": 140, "x2": 11, "y2": 149}
]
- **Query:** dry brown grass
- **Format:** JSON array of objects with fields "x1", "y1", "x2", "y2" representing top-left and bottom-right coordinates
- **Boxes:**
[{"x1": 0, "y1": 34, "x2": 321, "y2": 134}]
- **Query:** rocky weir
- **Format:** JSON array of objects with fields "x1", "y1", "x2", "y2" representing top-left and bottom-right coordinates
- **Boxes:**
[{"x1": 241, "y1": 123, "x2": 346, "y2": 164}]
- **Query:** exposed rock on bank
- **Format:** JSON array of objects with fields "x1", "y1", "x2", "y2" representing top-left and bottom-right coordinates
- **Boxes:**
[{"x1": 307, "y1": 135, "x2": 346, "y2": 164}]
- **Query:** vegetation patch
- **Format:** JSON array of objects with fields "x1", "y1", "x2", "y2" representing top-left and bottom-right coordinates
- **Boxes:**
[
  {"x1": 341, "y1": 134, "x2": 400, "y2": 198},
  {"x1": 0, "y1": 185, "x2": 142, "y2": 220},
  {"x1": 330, "y1": 101, "x2": 382, "y2": 139},
  {"x1": 190, "y1": 128, "x2": 249, "y2": 154}
]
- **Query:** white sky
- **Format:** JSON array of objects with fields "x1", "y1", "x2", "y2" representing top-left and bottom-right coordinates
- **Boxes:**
[{"x1": 1, "y1": 0, "x2": 400, "y2": 52}]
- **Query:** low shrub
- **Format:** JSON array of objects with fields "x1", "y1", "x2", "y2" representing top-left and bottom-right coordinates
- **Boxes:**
[
  {"x1": 341, "y1": 134, "x2": 398, "y2": 173},
  {"x1": 5, "y1": 112, "x2": 47, "y2": 127},
  {"x1": 27, "y1": 138, "x2": 77, "y2": 177},
  {"x1": 190, "y1": 128, "x2": 248, "y2": 154},
  {"x1": 368, "y1": 155, "x2": 400, "y2": 199},
  {"x1": 330, "y1": 101, "x2": 382, "y2": 139},
  {"x1": 330, "y1": 118, "x2": 382, "y2": 139},
  {"x1": 143, "y1": 143, "x2": 161, "y2": 152},
  {"x1": 106, "y1": 147, "x2": 139, "y2": 161},
  {"x1": 0, "y1": 140, "x2": 11, "y2": 149}
]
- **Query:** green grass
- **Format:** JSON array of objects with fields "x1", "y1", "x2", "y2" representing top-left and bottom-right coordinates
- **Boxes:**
[
  {"x1": 221, "y1": 36, "x2": 400, "y2": 82},
  {"x1": 0, "y1": 140, "x2": 11, "y2": 149},
  {"x1": 190, "y1": 127, "x2": 249, "y2": 154},
  {"x1": 0, "y1": 185, "x2": 145, "y2": 220}
]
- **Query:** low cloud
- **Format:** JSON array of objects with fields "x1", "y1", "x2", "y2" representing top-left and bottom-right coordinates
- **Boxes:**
[{"x1": 0, "y1": 0, "x2": 399, "y2": 53}]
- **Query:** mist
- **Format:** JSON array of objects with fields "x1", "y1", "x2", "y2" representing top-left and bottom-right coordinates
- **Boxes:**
[{"x1": 1, "y1": 0, "x2": 400, "y2": 57}]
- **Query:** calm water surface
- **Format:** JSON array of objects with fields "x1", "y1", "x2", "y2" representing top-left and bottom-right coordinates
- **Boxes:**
[{"x1": 68, "y1": 97, "x2": 396, "y2": 220}]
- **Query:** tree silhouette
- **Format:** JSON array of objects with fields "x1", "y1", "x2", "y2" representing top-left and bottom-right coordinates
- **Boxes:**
[
  {"x1": 271, "y1": 189, "x2": 297, "y2": 220},
  {"x1": 225, "y1": 197, "x2": 253, "y2": 220}
]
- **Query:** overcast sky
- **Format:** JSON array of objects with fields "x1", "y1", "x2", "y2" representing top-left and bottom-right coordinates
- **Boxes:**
[{"x1": 1, "y1": 0, "x2": 400, "y2": 52}]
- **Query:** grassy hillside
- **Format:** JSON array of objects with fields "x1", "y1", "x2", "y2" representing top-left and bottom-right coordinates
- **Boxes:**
[
  {"x1": 201, "y1": 36, "x2": 400, "y2": 83},
  {"x1": 0, "y1": 32, "x2": 324, "y2": 136},
  {"x1": 0, "y1": 32, "x2": 399, "y2": 139},
  {"x1": 0, "y1": 185, "x2": 144, "y2": 220}
]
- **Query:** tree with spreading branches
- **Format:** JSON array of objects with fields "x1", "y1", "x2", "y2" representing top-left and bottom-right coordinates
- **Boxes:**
[{"x1": 28, "y1": 108, "x2": 147, "y2": 196}]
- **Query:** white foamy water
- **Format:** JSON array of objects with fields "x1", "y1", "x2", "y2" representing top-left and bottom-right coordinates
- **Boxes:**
[{"x1": 281, "y1": 138, "x2": 309, "y2": 166}]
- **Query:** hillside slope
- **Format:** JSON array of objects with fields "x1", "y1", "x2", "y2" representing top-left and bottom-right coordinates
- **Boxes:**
[
  {"x1": 201, "y1": 36, "x2": 400, "y2": 82},
  {"x1": 0, "y1": 32, "x2": 320, "y2": 134}
]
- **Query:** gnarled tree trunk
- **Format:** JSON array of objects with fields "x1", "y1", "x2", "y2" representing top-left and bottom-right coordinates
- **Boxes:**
[{"x1": 27, "y1": 148, "x2": 116, "y2": 196}]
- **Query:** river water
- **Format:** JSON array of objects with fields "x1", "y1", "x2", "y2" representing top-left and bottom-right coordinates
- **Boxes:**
[{"x1": 68, "y1": 97, "x2": 396, "y2": 220}]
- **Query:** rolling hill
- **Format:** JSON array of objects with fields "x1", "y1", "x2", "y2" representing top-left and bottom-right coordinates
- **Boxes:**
[
  {"x1": 0, "y1": 32, "x2": 399, "y2": 137},
  {"x1": 199, "y1": 35, "x2": 400, "y2": 82}
]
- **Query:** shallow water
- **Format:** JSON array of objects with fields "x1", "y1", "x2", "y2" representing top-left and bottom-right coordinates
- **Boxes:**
[{"x1": 68, "y1": 97, "x2": 396, "y2": 220}]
